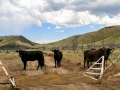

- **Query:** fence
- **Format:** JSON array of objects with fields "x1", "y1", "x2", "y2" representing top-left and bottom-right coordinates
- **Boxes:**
[
  {"x1": 83, "y1": 56, "x2": 105, "y2": 80},
  {"x1": 83, "y1": 54, "x2": 120, "y2": 80},
  {"x1": 0, "y1": 61, "x2": 16, "y2": 87}
]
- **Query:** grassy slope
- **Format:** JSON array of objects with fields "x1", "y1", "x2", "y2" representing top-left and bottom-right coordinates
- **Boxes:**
[
  {"x1": 0, "y1": 25, "x2": 120, "y2": 48},
  {"x1": 0, "y1": 35, "x2": 19, "y2": 46},
  {"x1": 0, "y1": 35, "x2": 40, "y2": 48},
  {"x1": 43, "y1": 25, "x2": 120, "y2": 47}
]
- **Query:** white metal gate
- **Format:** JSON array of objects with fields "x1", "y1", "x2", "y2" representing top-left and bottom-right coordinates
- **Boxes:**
[
  {"x1": 83, "y1": 56, "x2": 105, "y2": 80},
  {"x1": 105, "y1": 54, "x2": 120, "y2": 71},
  {"x1": 0, "y1": 61, "x2": 16, "y2": 87},
  {"x1": 83, "y1": 54, "x2": 120, "y2": 80}
]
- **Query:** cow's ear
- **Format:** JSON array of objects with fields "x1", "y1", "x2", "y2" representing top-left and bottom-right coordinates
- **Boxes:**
[
  {"x1": 57, "y1": 50, "x2": 59, "y2": 52},
  {"x1": 51, "y1": 50, "x2": 54, "y2": 52},
  {"x1": 16, "y1": 50, "x2": 19, "y2": 52}
]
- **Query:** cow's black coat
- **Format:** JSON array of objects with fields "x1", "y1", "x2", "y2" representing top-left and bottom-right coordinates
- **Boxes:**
[
  {"x1": 52, "y1": 49, "x2": 63, "y2": 68},
  {"x1": 16, "y1": 50, "x2": 44, "y2": 70}
]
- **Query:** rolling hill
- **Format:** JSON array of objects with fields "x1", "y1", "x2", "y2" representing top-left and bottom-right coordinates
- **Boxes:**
[
  {"x1": 43, "y1": 25, "x2": 120, "y2": 48},
  {"x1": 0, "y1": 35, "x2": 40, "y2": 50},
  {"x1": 0, "y1": 25, "x2": 120, "y2": 50}
]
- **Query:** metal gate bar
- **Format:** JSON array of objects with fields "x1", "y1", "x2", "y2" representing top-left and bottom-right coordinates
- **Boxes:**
[
  {"x1": 105, "y1": 54, "x2": 120, "y2": 71},
  {"x1": 83, "y1": 56, "x2": 104, "y2": 80},
  {"x1": 0, "y1": 61, "x2": 16, "y2": 87}
]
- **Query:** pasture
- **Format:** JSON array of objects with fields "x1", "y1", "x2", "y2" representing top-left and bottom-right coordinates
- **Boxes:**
[{"x1": 0, "y1": 49, "x2": 120, "y2": 90}]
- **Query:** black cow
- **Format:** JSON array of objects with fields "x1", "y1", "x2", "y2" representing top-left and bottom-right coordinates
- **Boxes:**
[
  {"x1": 52, "y1": 49, "x2": 63, "y2": 68},
  {"x1": 105, "y1": 48, "x2": 113, "y2": 60},
  {"x1": 16, "y1": 50, "x2": 44, "y2": 70},
  {"x1": 105, "y1": 48, "x2": 114, "y2": 65}
]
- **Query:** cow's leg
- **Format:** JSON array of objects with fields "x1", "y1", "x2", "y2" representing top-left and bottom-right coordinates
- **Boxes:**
[
  {"x1": 40, "y1": 63, "x2": 43, "y2": 69},
  {"x1": 84, "y1": 59, "x2": 86, "y2": 68},
  {"x1": 90, "y1": 61, "x2": 92, "y2": 66},
  {"x1": 84, "y1": 55, "x2": 87, "y2": 68},
  {"x1": 87, "y1": 60, "x2": 89, "y2": 68},
  {"x1": 23, "y1": 61, "x2": 27, "y2": 70},
  {"x1": 57, "y1": 60, "x2": 60, "y2": 67},
  {"x1": 40, "y1": 61, "x2": 44, "y2": 69},
  {"x1": 105, "y1": 60, "x2": 107, "y2": 66},
  {"x1": 57, "y1": 60, "x2": 59, "y2": 67},
  {"x1": 59, "y1": 60, "x2": 61, "y2": 67},
  {"x1": 55, "y1": 60, "x2": 56, "y2": 68},
  {"x1": 37, "y1": 60, "x2": 40, "y2": 69},
  {"x1": 103, "y1": 60, "x2": 107, "y2": 69}
]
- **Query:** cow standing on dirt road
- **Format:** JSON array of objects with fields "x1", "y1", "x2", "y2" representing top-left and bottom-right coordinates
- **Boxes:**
[
  {"x1": 16, "y1": 50, "x2": 44, "y2": 70},
  {"x1": 52, "y1": 49, "x2": 63, "y2": 68}
]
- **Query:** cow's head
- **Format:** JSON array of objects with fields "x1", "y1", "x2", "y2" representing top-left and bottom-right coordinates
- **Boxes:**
[
  {"x1": 16, "y1": 50, "x2": 25, "y2": 57},
  {"x1": 106, "y1": 48, "x2": 113, "y2": 54},
  {"x1": 99, "y1": 47, "x2": 107, "y2": 56},
  {"x1": 105, "y1": 48, "x2": 113, "y2": 60},
  {"x1": 51, "y1": 49, "x2": 59, "y2": 55}
]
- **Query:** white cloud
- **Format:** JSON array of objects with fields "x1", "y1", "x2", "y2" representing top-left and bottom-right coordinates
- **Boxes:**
[
  {"x1": 55, "y1": 26, "x2": 61, "y2": 29},
  {"x1": 48, "y1": 27, "x2": 50, "y2": 29},
  {"x1": 0, "y1": 0, "x2": 120, "y2": 31},
  {"x1": 90, "y1": 26, "x2": 94, "y2": 28},
  {"x1": 56, "y1": 30, "x2": 64, "y2": 32},
  {"x1": 35, "y1": 39, "x2": 60, "y2": 44}
]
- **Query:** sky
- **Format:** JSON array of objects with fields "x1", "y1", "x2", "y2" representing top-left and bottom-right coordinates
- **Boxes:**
[{"x1": 0, "y1": 0, "x2": 120, "y2": 44}]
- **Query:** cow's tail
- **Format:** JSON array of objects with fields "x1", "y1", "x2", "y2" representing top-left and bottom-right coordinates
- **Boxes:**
[{"x1": 40, "y1": 54, "x2": 44, "y2": 69}]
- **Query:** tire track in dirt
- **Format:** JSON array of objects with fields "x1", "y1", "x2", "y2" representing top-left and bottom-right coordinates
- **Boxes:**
[
  {"x1": 45, "y1": 56, "x2": 69, "y2": 74},
  {"x1": 24, "y1": 61, "x2": 44, "y2": 76}
]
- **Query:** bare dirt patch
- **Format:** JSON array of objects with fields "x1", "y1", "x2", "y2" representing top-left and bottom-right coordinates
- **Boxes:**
[{"x1": 15, "y1": 73, "x2": 99, "y2": 90}]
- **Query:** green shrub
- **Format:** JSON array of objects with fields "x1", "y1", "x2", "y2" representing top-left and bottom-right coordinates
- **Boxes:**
[{"x1": 77, "y1": 62, "x2": 81, "y2": 66}]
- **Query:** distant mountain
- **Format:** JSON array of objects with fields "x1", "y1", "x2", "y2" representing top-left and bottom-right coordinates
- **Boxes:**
[
  {"x1": 42, "y1": 25, "x2": 120, "y2": 48},
  {"x1": 0, "y1": 35, "x2": 40, "y2": 50}
]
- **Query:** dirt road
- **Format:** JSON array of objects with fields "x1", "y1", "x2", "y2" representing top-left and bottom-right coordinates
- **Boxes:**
[
  {"x1": 44, "y1": 56, "x2": 69, "y2": 74},
  {"x1": 14, "y1": 55, "x2": 99, "y2": 90},
  {"x1": 24, "y1": 56, "x2": 69, "y2": 76}
]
